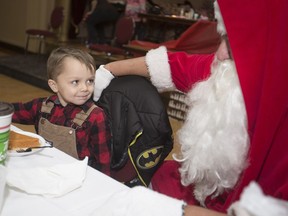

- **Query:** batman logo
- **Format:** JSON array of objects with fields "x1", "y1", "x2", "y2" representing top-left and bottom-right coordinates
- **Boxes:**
[{"x1": 136, "y1": 146, "x2": 164, "y2": 169}]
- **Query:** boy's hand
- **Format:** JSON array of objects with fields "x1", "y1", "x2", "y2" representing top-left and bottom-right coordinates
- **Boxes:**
[{"x1": 93, "y1": 65, "x2": 115, "y2": 101}]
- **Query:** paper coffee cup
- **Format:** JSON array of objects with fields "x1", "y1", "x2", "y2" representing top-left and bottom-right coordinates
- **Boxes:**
[{"x1": 0, "y1": 102, "x2": 14, "y2": 165}]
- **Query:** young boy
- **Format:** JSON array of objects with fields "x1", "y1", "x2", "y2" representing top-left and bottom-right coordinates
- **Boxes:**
[{"x1": 12, "y1": 47, "x2": 112, "y2": 176}]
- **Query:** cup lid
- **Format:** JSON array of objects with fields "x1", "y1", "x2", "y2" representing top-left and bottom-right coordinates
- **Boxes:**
[{"x1": 0, "y1": 102, "x2": 14, "y2": 116}]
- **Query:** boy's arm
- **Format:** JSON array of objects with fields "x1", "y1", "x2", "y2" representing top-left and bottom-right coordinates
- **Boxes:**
[
  {"x1": 89, "y1": 110, "x2": 111, "y2": 176},
  {"x1": 12, "y1": 99, "x2": 42, "y2": 125}
]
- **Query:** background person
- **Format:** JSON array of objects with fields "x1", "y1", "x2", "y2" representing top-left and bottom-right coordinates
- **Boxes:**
[
  {"x1": 83, "y1": 0, "x2": 120, "y2": 44},
  {"x1": 124, "y1": 0, "x2": 147, "y2": 40}
]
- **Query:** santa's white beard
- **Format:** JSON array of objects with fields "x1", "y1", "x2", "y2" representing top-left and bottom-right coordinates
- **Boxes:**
[{"x1": 173, "y1": 58, "x2": 250, "y2": 206}]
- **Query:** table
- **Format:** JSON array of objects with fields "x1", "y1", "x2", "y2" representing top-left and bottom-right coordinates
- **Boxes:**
[
  {"x1": 138, "y1": 13, "x2": 196, "y2": 26},
  {"x1": 122, "y1": 44, "x2": 150, "y2": 56},
  {"x1": 138, "y1": 13, "x2": 197, "y2": 42},
  {"x1": 1, "y1": 147, "x2": 128, "y2": 216}
]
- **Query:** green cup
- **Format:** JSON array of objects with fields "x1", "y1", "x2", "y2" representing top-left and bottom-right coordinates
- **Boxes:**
[{"x1": 0, "y1": 102, "x2": 14, "y2": 165}]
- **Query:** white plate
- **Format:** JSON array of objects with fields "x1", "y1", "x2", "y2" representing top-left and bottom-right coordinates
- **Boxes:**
[{"x1": 8, "y1": 125, "x2": 47, "y2": 156}]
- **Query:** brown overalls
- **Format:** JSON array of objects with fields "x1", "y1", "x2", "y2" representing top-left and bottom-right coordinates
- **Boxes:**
[{"x1": 38, "y1": 101, "x2": 96, "y2": 159}]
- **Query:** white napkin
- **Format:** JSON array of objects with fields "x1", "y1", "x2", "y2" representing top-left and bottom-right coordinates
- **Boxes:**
[
  {"x1": 228, "y1": 181, "x2": 288, "y2": 216},
  {"x1": 6, "y1": 157, "x2": 88, "y2": 198},
  {"x1": 91, "y1": 186, "x2": 185, "y2": 216}
]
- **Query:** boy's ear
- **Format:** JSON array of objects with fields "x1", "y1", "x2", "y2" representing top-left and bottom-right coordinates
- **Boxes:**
[{"x1": 48, "y1": 79, "x2": 58, "y2": 93}]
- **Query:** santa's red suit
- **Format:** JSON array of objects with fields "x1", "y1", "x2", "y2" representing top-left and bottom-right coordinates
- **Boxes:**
[{"x1": 148, "y1": 0, "x2": 288, "y2": 213}]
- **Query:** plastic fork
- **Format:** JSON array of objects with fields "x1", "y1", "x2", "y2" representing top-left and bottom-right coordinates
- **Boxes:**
[{"x1": 16, "y1": 145, "x2": 53, "y2": 153}]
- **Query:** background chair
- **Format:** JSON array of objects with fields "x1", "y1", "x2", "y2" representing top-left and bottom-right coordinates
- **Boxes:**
[
  {"x1": 89, "y1": 16, "x2": 135, "y2": 57},
  {"x1": 25, "y1": 6, "x2": 64, "y2": 55}
]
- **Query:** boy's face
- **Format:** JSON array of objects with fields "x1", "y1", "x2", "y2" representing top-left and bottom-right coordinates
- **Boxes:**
[{"x1": 48, "y1": 57, "x2": 95, "y2": 107}]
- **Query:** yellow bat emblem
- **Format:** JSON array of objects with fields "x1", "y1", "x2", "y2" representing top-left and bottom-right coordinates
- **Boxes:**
[{"x1": 136, "y1": 146, "x2": 164, "y2": 169}]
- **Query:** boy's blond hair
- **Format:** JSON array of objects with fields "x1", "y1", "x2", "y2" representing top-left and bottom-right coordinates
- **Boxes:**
[{"x1": 47, "y1": 46, "x2": 96, "y2": 80}]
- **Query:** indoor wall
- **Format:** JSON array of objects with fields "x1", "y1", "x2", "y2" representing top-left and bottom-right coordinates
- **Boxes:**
[{"x1": 0, "y1": 0, "x2": 70, "y2": 53}]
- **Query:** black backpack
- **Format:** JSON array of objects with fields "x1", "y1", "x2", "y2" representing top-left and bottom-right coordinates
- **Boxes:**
[{"x1": 96, "y1": 75, "x2": 173, "y2": 187}]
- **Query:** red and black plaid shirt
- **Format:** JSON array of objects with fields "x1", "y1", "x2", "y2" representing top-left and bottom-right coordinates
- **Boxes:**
[{"x1": 12, "y1": 95, "x2": 112, "y2": 176}]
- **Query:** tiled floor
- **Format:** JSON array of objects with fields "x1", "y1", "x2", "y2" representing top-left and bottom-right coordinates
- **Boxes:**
[{"x1": 0, "y1": 44, "x2": 182, "y2": 159}]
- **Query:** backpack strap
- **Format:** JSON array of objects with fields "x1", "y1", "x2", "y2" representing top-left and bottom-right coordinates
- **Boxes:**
[{"x1": 72, "y1": 104, "x2": 98, "y2": 127}]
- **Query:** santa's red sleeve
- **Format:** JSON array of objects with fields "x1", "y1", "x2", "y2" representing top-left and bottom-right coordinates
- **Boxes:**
[{"x1": 146, "y1": 46, "x2": 214, "y2": 93}]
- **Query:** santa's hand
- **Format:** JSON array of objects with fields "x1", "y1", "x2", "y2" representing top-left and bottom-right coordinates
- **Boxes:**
[{"x1": 93, "y1": 65, "x2": 115, "y2": 101}]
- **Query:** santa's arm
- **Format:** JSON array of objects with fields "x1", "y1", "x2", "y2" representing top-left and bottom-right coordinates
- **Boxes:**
[
  {"x1": 185, "y1": 205, "x2": 226, "y2": 216},
  {"x1": 94, "y1": 46, "x2": 214, "y2": 100},
  {"x1": 105, "y1": 56, "x2": 149, "y2": 78}
]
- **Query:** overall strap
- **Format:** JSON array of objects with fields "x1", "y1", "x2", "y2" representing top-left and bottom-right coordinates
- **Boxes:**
[
  {"x1": 72, "y1": 104, "x2": 98, "y2": 127},
  {"x1": 41, "y1": 100, "x2": 54, "y2": 114}
]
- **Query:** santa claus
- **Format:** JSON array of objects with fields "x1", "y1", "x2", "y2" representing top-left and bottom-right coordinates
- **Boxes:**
[{"x1": 93, "y1": 0, "x2": 288, "y2": 215}]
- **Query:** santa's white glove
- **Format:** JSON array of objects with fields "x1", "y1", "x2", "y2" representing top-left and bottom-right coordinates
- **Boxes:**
[{"x1": 93, "y1": 65, "x2": 115, "y2": 101}]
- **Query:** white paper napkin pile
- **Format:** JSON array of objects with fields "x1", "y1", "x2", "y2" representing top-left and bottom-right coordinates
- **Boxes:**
[{"x1": 6, "y1": 157, "x2": 88, "y2": 197}]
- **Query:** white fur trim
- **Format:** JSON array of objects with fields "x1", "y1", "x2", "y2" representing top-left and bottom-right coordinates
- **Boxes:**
[
  {"x1": 145, "y1": 46, "x2": 175, "y2": 92},
  {"x1": 214, "y1": 1, "x2": 227, "y2": 36}
]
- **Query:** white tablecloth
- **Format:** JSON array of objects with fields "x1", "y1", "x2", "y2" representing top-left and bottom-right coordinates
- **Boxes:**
[{"x1": 1, "y1": 147, "x2": 128, "y2": 216}]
